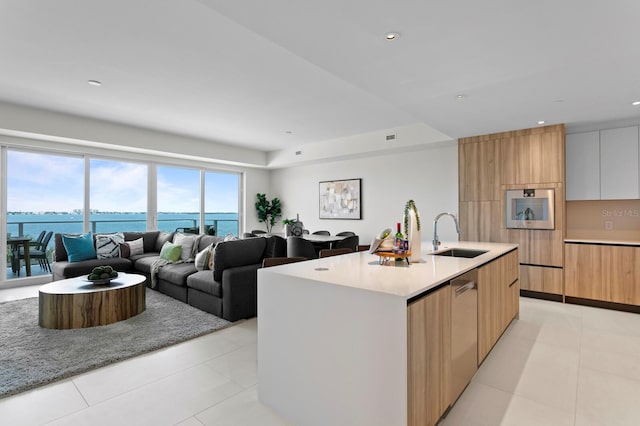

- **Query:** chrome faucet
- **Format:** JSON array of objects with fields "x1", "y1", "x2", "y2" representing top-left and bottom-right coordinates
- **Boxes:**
[{"x1": 432, "y1": 212, "x2": 460, "y2": 251}]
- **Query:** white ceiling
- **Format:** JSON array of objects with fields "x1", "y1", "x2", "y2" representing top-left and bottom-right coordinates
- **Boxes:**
[{"x1": 1, "y1": 0, "x2": 639, "y2": 152}]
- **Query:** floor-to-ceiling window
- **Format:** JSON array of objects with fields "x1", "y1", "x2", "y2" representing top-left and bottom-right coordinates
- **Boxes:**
[
  {"x1": 6, "y1": 150, "x2": 84, "y2": 279},
  {"x1": 205, "y1": 171, "x2": 240, "y2": 237},
  {"x1": 3, "y1": 146, "x2": 242, "y2": 285},
  {"x1": 157, "y1": 166, "x2": 200, "y2": 233},
  {"x1": 89, "y1": 159, "x2": 148, "y2": 233}
]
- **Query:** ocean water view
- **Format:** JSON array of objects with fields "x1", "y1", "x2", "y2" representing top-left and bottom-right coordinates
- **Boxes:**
[{"x1": 6, "y1": 212, "x2": 239, "y2": 239}]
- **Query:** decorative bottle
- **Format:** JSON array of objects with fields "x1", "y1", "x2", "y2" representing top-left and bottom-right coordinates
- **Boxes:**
[{"x1": 393, "y1": 222, "x2": 405, "y2": 255}]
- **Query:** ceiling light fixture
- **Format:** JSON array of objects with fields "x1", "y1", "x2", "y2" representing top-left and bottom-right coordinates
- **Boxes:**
[
  {"x1": 537, "y1": 120, "x2": 546, "y2": 125},
  {"x1": 632, "y1": 101, "x2": 640, "y2": 106},
  {"x1": 456, "y1": 94, "x2": 466, "y2": 99},
  {"x1": 385, "y1": 32, "x2": 399, "y2": 40},
  {"x1": 87, "y1": 80, "x2": 102, "y2": 86}
]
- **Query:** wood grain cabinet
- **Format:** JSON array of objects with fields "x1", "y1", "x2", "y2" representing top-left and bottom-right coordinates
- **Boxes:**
[
  {"x1": 565, "y1": 243, "x2": 640, "y2": 305},
  {"x1": 408, "y1": 285, "x2": 452, "y2": 426},
  {"x1": 501, "y1": 131, "x2": 564, "y2": 185},
  {"x1": 477, "y1": 250, "x2": 519, "y2": 363},
  {"x1": 520, "y1": 264, "x2": 563, "y2": 295}
]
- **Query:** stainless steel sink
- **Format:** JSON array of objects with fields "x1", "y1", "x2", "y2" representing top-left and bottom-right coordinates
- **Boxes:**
[{"x1": 433, "y1": 248, "x2": 488, "y2": 258}]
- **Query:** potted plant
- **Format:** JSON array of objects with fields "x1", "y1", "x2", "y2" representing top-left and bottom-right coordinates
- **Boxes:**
[
  {"x1": 255, "y1": 193, "x2": 282, "y2": 233},
  {"x1": 403, "y1": 200, "x2": 421, "y2": 262}
]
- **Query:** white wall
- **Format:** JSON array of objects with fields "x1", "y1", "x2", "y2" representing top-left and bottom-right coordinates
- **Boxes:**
[{"x1": 268, "y1": 141, "x2": 459, "y2": 249}]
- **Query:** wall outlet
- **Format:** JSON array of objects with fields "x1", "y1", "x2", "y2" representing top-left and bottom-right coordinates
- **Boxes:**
[{"x1": 605, "y1": 220, "x2": 614, "y2": 230}]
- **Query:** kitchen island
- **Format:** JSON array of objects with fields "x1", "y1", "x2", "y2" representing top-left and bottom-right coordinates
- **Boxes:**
[{"x1": 257, "y1": 241, "x2": 519, "y2": 426}]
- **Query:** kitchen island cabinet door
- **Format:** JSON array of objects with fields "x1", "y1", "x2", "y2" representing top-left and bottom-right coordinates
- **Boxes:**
[
  {"x1": 478, "y1": 250, "x2": 519, "y2": 363},
  {"x1": 408, "y1": 285, "x2": 451, "y2": 426}
]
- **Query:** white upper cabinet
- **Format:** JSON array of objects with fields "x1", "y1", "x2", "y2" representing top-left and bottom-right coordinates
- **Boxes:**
[
  {"x1": 600, "y1": 126, "x2": 639, "y2": 200},
  {"x1": 566, "y1": 131, "x2": 600, "y2": 200}
]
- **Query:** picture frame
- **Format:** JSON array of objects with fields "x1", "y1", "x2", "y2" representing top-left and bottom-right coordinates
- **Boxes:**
[{"x1": 319, "y1": 178, "x2": 361, "y2": 220}]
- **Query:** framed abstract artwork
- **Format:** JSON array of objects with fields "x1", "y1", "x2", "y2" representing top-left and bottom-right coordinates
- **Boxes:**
[{"x1": 319, "y1": 178, "x2": 361, "y2": 220}]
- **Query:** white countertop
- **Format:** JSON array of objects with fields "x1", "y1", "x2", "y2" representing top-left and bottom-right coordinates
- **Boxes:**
[
  {"x1": 565, "y1": 239, "x2": 640, "y2": 246},
  {"x1": 259, "y1": 241, "x2": 518, "y2": 300}
]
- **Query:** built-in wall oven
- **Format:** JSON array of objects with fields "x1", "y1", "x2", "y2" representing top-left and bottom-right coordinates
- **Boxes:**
[{"x1": 505, "y1": 188, "x2": 555, "y2": 230}]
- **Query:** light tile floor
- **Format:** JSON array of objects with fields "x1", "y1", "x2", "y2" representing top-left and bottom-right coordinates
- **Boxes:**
[{"x1": 2, "y1": 286, "x2": 640, "y2": 425}]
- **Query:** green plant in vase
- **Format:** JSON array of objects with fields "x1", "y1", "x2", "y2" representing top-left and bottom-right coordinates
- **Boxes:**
[{"x1": 255, "y1": 193, "x2": 282, "y2": 233}]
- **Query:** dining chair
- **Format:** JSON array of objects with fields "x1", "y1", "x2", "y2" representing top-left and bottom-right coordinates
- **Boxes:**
[
  {"x1": 312, "y1": 230, "x2": 330, "y2": 235},
  {"x1": 19, "y1": 230, "x2": 53, "y2": 274},
  {"x1": 262, "y1": 257, "x2": 308, "y2": 268},
  {"x1": 336, "y1": 231, "x2": 356, "y2": 237},
  {"x1": 30, "y1": 231, "x2": 46, "y2": 248},
  {"x1": 318, "y1": 248, "x2": 353, "y2": 258},
  {"x1": 334, "y1": 235, "x2": 359, "y2": 251},
  {"x1": 287, "y1": 237, "x2": 318, "y2": 259}
]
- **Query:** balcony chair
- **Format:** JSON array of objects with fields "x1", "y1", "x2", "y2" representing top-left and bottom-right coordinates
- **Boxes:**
[{"x1": 18, "y1": 231, "x2": 53, "y2": 274}]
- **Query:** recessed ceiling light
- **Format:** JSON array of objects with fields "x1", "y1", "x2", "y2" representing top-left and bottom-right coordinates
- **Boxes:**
[
  {"x1": 537, "y1": 120, "x2": 546, "y2": 125},
  {"x1": 87, "y1": 80, "x2": 102, "y2": 86},
  {"x1": 456, "y1": 94, "x2": 466, "y2": 99},
  {"x1": 385, "y1": 32, "x2": 400, "y2": 40},
  {"x1": 632, "y1": 101, "x2": 640, "y2": 106}
]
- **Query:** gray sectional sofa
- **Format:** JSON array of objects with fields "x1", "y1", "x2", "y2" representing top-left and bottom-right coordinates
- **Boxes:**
[{"x1": 52, "y1": 231, "x2": 287, "y2": 321}]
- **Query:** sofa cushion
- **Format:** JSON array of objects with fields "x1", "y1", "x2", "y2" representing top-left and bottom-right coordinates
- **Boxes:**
[
  {"x1": 173, "y1": 233, "x2": 200, "y2": 261},
  {"x1": 154, "y1": 231, "x2": 174, "y2": 252},
  {"x1": 54, "y1": 233, "x2": 71, "y2": 261},
  {"x1": 53, "y1": 257, "x2": 133, "y2": 279},
  {"x1": 195, "y1": 244, "x2": 214, "y2": 271},
  {"x1": 123, "y1": 231, "x2": 159, "y2": 253},
  {"x1": 62, "y1": 232, "x2": 97, "y2": 262},
  {"x1": 128, "y1": 238, "x2": 144, "y2": 256},
  {"x1": 119, "y1": 242, "x2": 131, "y2": 258},
  {"x1": 198, "y1": 235, "x2": 223, "y2": 251},
  {"x1": 132, "y1": 255, "x2": 159, "y2": 274},
  {"x1": 187, "y1": 270, "x2": 222, "y2": 297},
  {"x1": 160, "y1": 241, "x2": 182, "y2": 262},
  {"x1": 212, "y1": 237, "x2": 267, "y2": 283},
  {"x1": 96, "y1": 233, "x2": 125, "y2": 259},
  {"x1": 157, "y1": 262, "x2": 197, "y2": 287}
]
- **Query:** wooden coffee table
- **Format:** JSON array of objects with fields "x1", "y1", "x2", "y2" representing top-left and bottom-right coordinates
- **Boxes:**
[{"x1": 39, "y1": 273, "x2": 146, "y2": 329}]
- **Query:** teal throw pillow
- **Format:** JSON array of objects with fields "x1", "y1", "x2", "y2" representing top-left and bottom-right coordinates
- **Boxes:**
[
  {"x1": 160, "y1": 242, "x2": 182, "y2": 263},
  {"x1": 62, "y1": 232, "x2": 97, "y2": 262}
]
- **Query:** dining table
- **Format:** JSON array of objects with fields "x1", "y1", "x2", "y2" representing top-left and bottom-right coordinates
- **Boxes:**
[
  {"x1": 7, "y1": 236, "x2": 31, "y2": 276},
  {"x1": 300, "y1": 234, "x2": 347, "y2": 245}
]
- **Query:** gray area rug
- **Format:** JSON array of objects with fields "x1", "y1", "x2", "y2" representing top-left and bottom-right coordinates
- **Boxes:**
[{"x1": 0, "y1": 288, "x2": 231, "y2": 399}]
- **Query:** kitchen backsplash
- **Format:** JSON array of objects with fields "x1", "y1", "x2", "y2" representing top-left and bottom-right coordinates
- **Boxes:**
[{"x1": 566, "y1": 199, "x2": 640, "y2": 241}]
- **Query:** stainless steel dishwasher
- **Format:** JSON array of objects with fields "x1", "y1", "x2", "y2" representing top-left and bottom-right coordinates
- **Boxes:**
[{"x1": 450, "y1": 268, "x2": 478, "y2": 403}]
